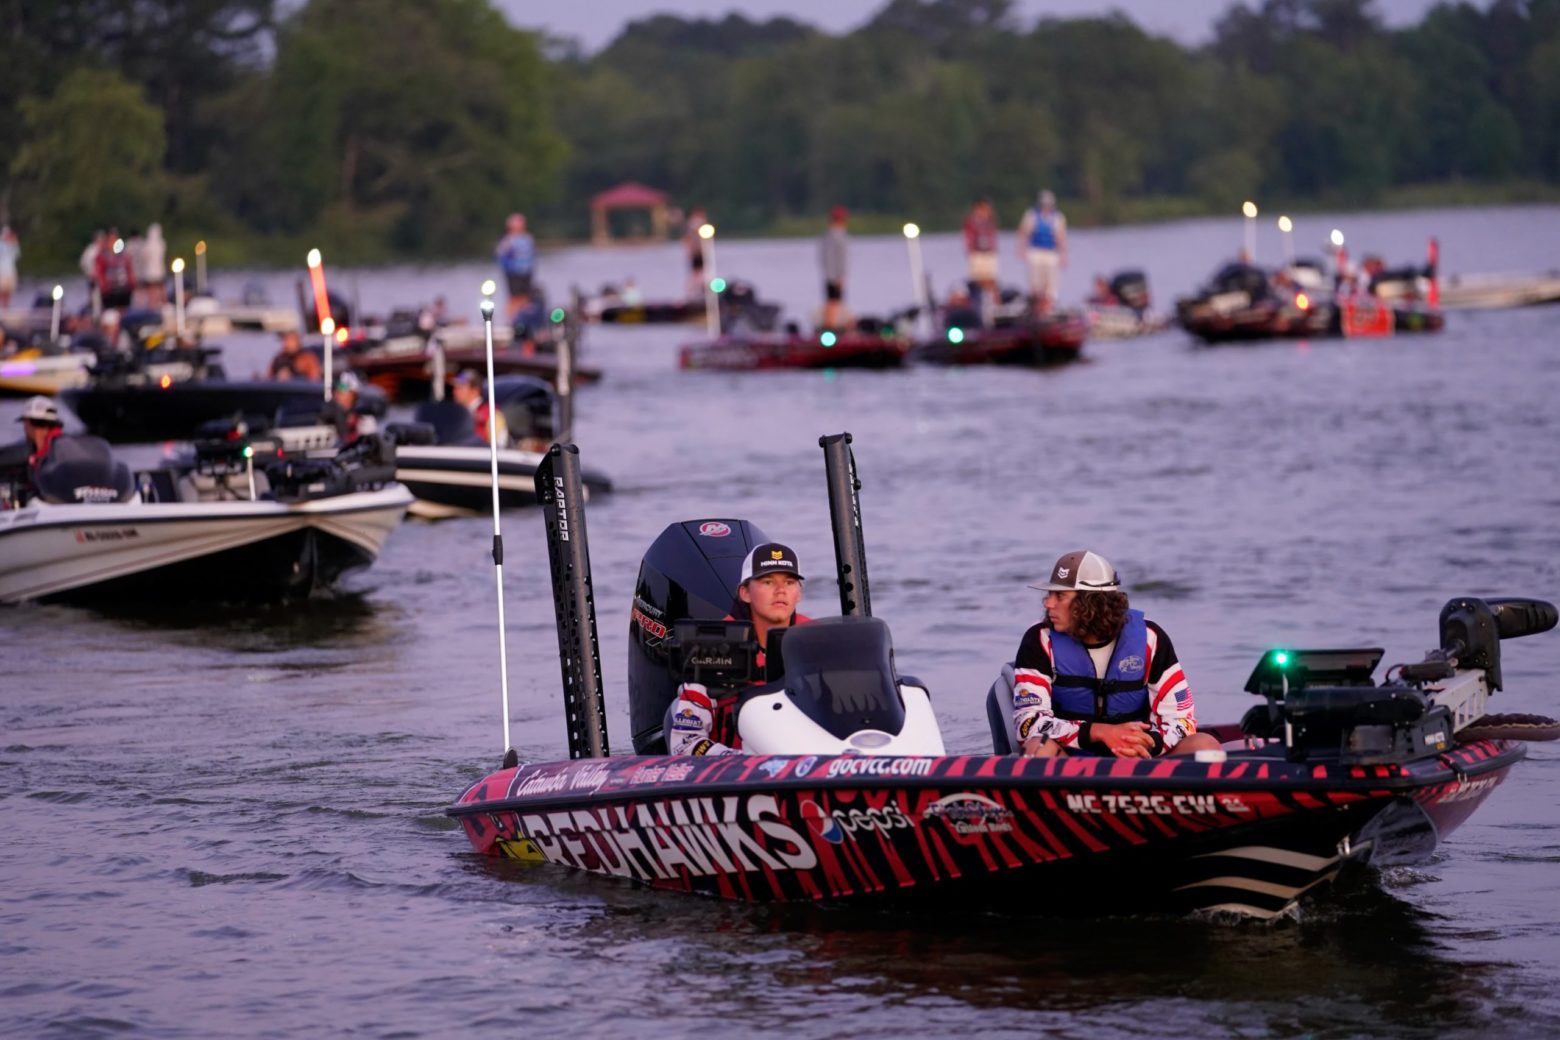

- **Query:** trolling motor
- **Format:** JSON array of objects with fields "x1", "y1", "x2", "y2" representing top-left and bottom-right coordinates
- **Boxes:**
[{"x1": 1241, "y1": 596, "x2": 1559, "y2": 763}]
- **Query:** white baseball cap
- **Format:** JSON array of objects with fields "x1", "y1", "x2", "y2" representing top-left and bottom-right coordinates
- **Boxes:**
[
  {"x1": 18, "y1": 395, "x2": 62, "y2": 425},
  {"x1": 1029, "y1": 550, "x2": 1120, "y2": 593}
]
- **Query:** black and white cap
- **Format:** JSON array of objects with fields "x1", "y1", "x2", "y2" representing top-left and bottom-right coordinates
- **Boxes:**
[
  {"x1": 18, "y1": 395, "x2": 62, "y2": 425},
  {"x1": 738, "y1": 542, "x2": 805, "y2": 587},
  {"x1": 1028, "y1": 550, "x2": 1120, "y2": 593}
]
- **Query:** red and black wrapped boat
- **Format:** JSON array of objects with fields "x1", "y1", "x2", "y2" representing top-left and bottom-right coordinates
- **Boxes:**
[
  {"x1": 449, "y1": 436, "x2": 1557, "y2": 919},
  {"x1": 679, "y1": 330, "x2": 910, "y2": 372},
  {"x1": 911, "y1": 311, "x2": 1089, "y2": 366}
]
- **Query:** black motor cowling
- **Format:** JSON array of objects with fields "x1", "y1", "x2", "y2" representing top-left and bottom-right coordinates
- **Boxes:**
[
  {"x1": 628, "y1": 518, "x2": 770, "y2": 752},
  {"x1": 1108, "y1": 269, "x2": 1151, "y2": 312},
  {"x1": 35, "y1": 436, "x2": 135, "y2": 504},
  {"x1": 494, "y1": 375, "x2": 556, "y2": 445}
]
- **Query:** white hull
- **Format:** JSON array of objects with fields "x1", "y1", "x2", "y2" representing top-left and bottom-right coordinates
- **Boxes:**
[
  {"x1": 1437, "y1": 272, "x2": 1560, "y2": 310},
  {"x1": 0, "y1": 484, "x2": 411, "y2": 603},
  {"x1": 0, "y1": 354, "x2": 93, "y2": 396}
]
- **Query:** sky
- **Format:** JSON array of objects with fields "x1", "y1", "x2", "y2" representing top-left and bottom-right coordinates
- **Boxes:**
[{"x1": 497, "y1": 0, "x2": 1455, "y2": 53}]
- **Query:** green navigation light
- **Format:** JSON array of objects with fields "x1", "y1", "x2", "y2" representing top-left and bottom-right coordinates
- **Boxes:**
[
  {"x1": 1272, "y1": 650, "x2": 1291, "y2": 667},
  {"x1": 948, "y1": 327, "x2": 965, "y2": 344},
  {"x1": 820, "y1": 330, "x2": 837, "y2": 347},
  {"x1": 710, "y1": 277, "x2": 727, "y2": 293},
  {"x1": 550, "y1": 308, "x2": 566, "y2": 323}
]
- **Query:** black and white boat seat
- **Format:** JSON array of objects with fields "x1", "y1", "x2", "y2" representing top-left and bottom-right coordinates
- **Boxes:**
[{"x1": 986, "y1": 662, "x2": 1021, "y2": 754}]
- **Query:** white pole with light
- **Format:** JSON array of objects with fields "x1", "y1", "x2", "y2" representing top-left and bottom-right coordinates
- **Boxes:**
[
  {"x1": 1330, "y1": 228, "x2": 1348, "y2": 288},
  {"x1": 1278, "y1": 215, "x2": 1294, "y2": 264},
  {"x1": 170, "y1": 259, "x2": 186, "y2": 338},
  {"x1": 1242, "y1": 201, "x2": 1258, "y2": 262},
  {"x1": 50, "y1": 285, "x2": 64, "y2": 343},
  {"x1": 903, "y1": 223, "x2": 933, "y2": 338},
  {"x1": 699, "y1": 223, "x2": 719, "y2": 338},
  {"x1": 194, "y1": 240, "x2": 208, "y2": 294},
  {"x1": 480, "y1": 285, "x2": 512, "y2": 756}
]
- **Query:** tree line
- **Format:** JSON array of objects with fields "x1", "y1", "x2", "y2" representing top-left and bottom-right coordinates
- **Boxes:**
[{"x1": 4, "y1": 0, "x2": 1558, "y2": 271}]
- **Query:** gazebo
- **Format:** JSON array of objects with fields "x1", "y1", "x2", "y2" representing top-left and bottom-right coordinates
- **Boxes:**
[{"x1": 590, "y1": 182, "x2": 672, "y2": 246}]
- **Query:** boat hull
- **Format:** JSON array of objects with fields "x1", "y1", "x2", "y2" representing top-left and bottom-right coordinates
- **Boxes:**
[
  {"x1": 679, "y1": 334, "x2": 910, "y2": 371},
  {"x1": 0, "y1": 485, "x2": 412, "y2": 603},
  {"x1": 394, "y1": 445, "x2": 612, "y2": 518},
  {"x1": 344, "y1": 336, "x2": 602, "y2": 402},
  {"x1": 59, "y1": 381, "x2": 324, "y2": 442},
  {"x1": 912, "y1": 316, "x2": 1089, "y2": 366},
  {"x1": 448, "y1": 739, "x2": 1521, "y2": 918},
  {"x1": 0, "y1": 354, "x2": 93, "y2": 396}
]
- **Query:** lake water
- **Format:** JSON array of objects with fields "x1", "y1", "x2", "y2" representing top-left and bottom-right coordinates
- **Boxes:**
[{"x1": 4, "y1": 205, "x2": 1560, "y2": 1037}]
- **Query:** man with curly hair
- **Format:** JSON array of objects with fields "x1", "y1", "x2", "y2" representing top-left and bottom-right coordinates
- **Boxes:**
[{"x1": 1012, "y1": 550, "x2": 1222, "y2": 759}]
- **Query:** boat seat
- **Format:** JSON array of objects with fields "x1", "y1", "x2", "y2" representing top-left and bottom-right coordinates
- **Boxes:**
[
  {"x1": 177, "y1": 469, "x2": 272, "y2": 503},
  {"x1": 986, "y1": 663, "x2": 1021, "y2": 754}
]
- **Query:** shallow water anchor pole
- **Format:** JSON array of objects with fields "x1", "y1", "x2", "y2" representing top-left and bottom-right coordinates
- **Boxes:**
[
  {"x1": 480, "y1": 294, "x2": 513, "y2": 757},
  {"x1": 821, "y1": 432, "x2": 872, "y2": 618},
  {"x1": 536, "y1": 444, "x2": 610, "y2": 758},
  {"x1": 699, "y1": 223, "x2": 719, "y2": 338},
  {"x1": 555, "y1": 299, "x2": 576, "y2": 444}
]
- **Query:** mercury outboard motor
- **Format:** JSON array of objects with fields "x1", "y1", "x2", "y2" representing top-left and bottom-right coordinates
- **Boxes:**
[
  {"x1": 34, "y1": 436, "x2": 136, "y2": 504},
  {"x1": 628, "y1": 518, "x2": 770, "y2": 753}
]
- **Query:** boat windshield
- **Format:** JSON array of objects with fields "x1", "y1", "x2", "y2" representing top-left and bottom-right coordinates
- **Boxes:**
[{"x1": 777, "y1": 617, "x2": 906, "y2": 740}]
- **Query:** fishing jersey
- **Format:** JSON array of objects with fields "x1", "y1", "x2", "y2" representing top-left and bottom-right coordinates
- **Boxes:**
[
  {"x1": 1010, "y1": 618, "x2": 1197, "y2": 754},
  {"x1": 667, "y1": 613, "x2": 811, "y2": 756}
]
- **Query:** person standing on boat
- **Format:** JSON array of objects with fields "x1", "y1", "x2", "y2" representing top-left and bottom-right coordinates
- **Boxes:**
[
  {"x1": 0, "y1": 226, "x2": 19, "y2": 309},
  {"x1": 94, "y1": 233, "x2": 136, "y2": 311},
  {"x1": 1011, "y1": 550, "x2": 1220, "y2": 759},
  {"x1": 819, "y1": 206, "x2": 850, "y2": 329},
  {"x1": 682, "y1": 207, "x2": 708, "y2": 300},
  {"x1": 1017, "y1": 190, "x2": 1067, "y2": 316},
  {"x1": 667, "y1": 542, "x2": 812, "y2": 756},
  {"x1": 495, "y1": 213, "x2": 536, "y2": 323},
  {"x1": 139, "y1": 224, "x2": 167, "y2": 309},
  {"x1": 451, "y1": 369, "x2": 507, "y2": 447},
  {"x1": 963, "y1": 199, "x2": 1000, "y2": 308}
]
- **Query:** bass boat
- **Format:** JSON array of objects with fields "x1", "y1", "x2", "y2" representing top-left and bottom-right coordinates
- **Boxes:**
[
  {"x1": 447, "y1": 433, "x2": 1558, "y2": 919},
  {"x1": 911, "y1": 311, "x2": 1088, "y2": 366},
  {"x1": 0, "y1": 425, "x2": 412, "y2": 604},
  {"x1": 680, "y1": 329, "x2": 910, "y2": 372},
  {"x1": 58, "y1": 341, "x2": 321, "y2": 443}
]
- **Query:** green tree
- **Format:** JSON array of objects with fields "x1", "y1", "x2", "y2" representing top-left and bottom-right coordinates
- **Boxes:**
[
  {"x1": 9, "y1": 66, "x2": 168, "y2": 263},
  {"x1": 212, "y1": 0, "x2": 564, "y2": 255}
]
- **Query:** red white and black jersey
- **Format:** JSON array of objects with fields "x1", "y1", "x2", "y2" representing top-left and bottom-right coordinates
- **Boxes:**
[{"x1": 1011, "y1": 619, "x2": 1197, "y2": 754}]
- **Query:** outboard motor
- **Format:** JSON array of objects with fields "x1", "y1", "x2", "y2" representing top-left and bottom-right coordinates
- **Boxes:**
[
  {"x1": 493, "y1": 375, "x2": 556, "y2": 447},
  {"x1": 737, "y1": 616, "x2": 944, "y2": 756},
  {"x1": 412, "y1": 399, "x2": 477, "y2": 445},
  {"x1": 34, "y1": 436, "x2": 136, "y2": 505},
  {"x1": 628, "y1": 518, "x2": 770, "y2": 753},
  {"x1": 1108, "y1": 270, "x2": 1150, "y2": 312}
]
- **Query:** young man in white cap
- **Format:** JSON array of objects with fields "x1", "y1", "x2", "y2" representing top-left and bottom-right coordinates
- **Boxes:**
[
  {"x1": 1016, "y1": 189, "x2": 1067, "y2": 316},
  {"x1": 1012, "y1": 549, "x2": 1220, "y2": 759},
  {"x1": 667, "y1": 541, "x2": 811, "y2": 756}
]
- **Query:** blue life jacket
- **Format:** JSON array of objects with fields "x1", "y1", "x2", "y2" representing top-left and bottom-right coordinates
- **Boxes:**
[
  {"x1": 1048, "y1": 610, "x2": 1149, "y2": 723},
  {"x1": 1027, "y1": 210, "x2": 1058, "y2": 251}
]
